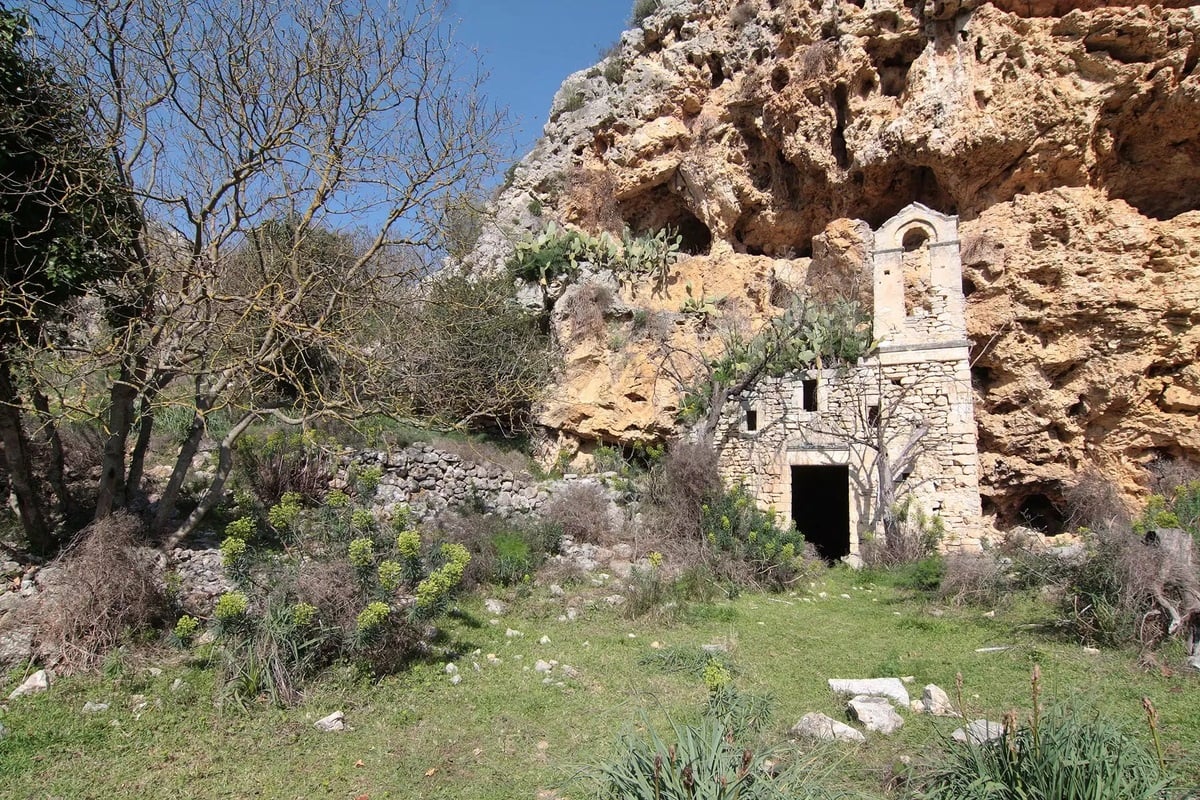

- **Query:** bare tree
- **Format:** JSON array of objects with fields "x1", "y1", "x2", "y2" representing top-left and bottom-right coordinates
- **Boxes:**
[{"x1": 29, "y1": 0, "x2": 504, "y2": 543}]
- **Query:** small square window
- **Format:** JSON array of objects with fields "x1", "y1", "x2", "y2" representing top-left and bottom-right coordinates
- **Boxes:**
[
  {"x1": 867, "y1": 404, "x2": 880, "y2": 428},
  {"x1": 745, "y1": 407, "x2": 758, "y2": 432}
]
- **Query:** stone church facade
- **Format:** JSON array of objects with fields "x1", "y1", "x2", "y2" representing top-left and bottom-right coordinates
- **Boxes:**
[{"x1": 715, "y1": 204, "x2": 984, "y2": 560}]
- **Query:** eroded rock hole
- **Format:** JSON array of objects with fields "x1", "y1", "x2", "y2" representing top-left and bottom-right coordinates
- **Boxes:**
[
  {"x1": 869, "y1": 36, "x2": 925, "y2": 98},
  {"x1": 832, "y1": 84, "x2": 850, "y2": 169},
  {"x1": 708, "y1": 54, "x2": 726, "y2": 88},
  {"x1": 618, "y1": 185, "x2": 712, "y2": 256},
  {"x1": 1017, "y1": 493, "x2": 1065, "y2": 535},
  {"x1": 771, "y1": 65, "x2": 790, "y2": 92},
  {"x1": 971, "y1": 365, "x2": 995, "y2": 392},
  {"x1": 860, "y1": 166, "x2": 956, "y2": 230}
]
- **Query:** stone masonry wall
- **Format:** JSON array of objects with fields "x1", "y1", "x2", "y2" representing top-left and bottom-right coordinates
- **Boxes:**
[
  {"x1": 342, "y1": 444, "x2": 552, "y2": 523},
  {"x1": 715, "y1": 357, "x2": 983, "y2": 557}
]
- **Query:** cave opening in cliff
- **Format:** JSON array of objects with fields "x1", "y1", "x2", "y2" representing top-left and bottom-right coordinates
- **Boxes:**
[
  {"x1": 618, "y1": 185, "x2": 713, "y2": 256},
  {"x1": 860, "y1": 166, "x2": 956, "y2": 230},
  {"x1": 1017, "y1": 493, "x2": 1065, "y2": 535},
  {"x1": 791, "y1": 465, "x2": 850, "y2": 562},
  {"x1": 869, "y1": 36, "x2": 925, "y2": 98}
]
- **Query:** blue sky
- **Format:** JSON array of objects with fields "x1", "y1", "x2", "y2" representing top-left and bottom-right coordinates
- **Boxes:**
[{"x1": 449, "y1": 1, "x2": 633, "y2": 163}]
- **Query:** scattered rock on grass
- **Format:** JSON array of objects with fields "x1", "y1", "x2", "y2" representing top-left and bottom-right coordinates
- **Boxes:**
[
  {"x1": 0, "y1": 627, "x2": 34, "y2": 667},
  {"x1": 484, "y1": 598, "x2": 507, "y2": 615},
  {"x1": 82, "y1": 701, "x2": 110, "y2": 714},
  {"x1": 952, "y1": 719, "x2": 1005, "y2": 744},
  {"x1": 8, "y1": 669, "x2": 49, "y2": 699},
  {"x1": 828, "y1": 677, "x2": 910, "y2": 706},
  {"x1": 791, "y1": 712, "x2": 866, "y2": 743},
  {"x1": 847, "y1": 695, "x2": 904, "y2": 734},
  {"x1": 918, "y1": 684, "x2": 959, "y2": 717},
  {"x1": 315, "y1": 711, "x2": 345, "y2": 732}
]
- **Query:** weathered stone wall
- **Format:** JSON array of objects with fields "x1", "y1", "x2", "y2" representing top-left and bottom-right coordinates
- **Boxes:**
[
  {"x1": 715, "y1": 358, "x2": 983, "y2": 555},
  {"x1": 342, "y1": 444, "x2": 551, "y2": 522}
]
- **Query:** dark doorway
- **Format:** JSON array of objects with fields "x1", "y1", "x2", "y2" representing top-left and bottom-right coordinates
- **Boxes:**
[{"x1": 791, "y1": 465, "x2": 850, "y2": 562}]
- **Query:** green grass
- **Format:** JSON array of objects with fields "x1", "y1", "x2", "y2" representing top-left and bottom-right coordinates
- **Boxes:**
[{"x1": 2, "y1": 569, "x2": 1197, "y2": 798}]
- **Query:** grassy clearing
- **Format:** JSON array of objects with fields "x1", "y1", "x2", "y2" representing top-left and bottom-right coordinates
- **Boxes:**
[{"x1": 2, "y1": 568, "x2": 1197, "y2": 799}]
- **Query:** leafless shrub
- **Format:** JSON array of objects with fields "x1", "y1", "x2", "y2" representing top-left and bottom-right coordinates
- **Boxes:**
[
  {"x1": 938, "y1": 552, "x2": 1006, "y2": 606},
  {"x1": 566, "y1": 166, "x2": 623, "y2": 236},
  {"x1": 425, "y1": 437, "x2": 536, "y2": 482},
  {"x1": 33, "y1": 513, "x2": 166, "y2": 671},
  {"x1": 294, "y1": 557, "x2": 361, "y2": 633},
  {"x1": 861, "y1": 499, "x2": 942, "y2": 568},
  {"x1": 427, "y1": 510, "x2": 505, "y2": 589},
  {"x1": 236, "y1": 432, "x2": 334, "y2": 507},
  {"x1": 641, "y1": 440, "x2": 722, "y2": 543},
  {"x1": 798, "y1": 40, "x2": 838, "y2": 82},
  {"x1": 543, "y1": 482, "x2": 615, "y2": 545},
  {"x1": 730, "y1": 1, "x2": 756, "y2": 27},
  {"x1": 537, "y1": 555, "x2": 589, "y2": 588},
  {"x1": 558, "y1": 283, "x2": 614, "y2": 338},
  {"x1": 59, "y1": 419, "x2": 106, "y2": 479},
  {"x1": 1063, "y1": 470, "x2": 1131, "y2": 533}
]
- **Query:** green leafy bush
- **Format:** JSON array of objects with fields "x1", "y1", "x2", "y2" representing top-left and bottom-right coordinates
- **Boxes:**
[
  {"x1": 215, "y1": 591, "x2": 250, "y2": 623},
  {"x1": 426, "y1": 510, "x2": 561, "y2": 588},
  {"x1": 700, "y1": 485, "x2": 813, "y2": 589},
  {"x1": 508, "y1": 222, "x2": 681, "y2": 295},
  {"x1": 348, "y1": 537, "x2": 375, "y2": 569},
  {"x1": 220, "y1": 535, "x2": 249, "y2": 570},
  {"x1": 355, "y1": 601, "x2": 390, "y2": 635},
  {"x1": 414, "y1": 543, "x2": 471, "y2": 617},
  {"x1": 267, "y1": 491, "x2": 303, "y2": 534},
  {"x1": 215, "y1": 593, "x2": 332, "y2": 707},
  {"x1": 1134, "y1": 480, "x2": 1200, "y2": 540},
  {"x1": 508, "y1": 221, "x2": 616, "y2": 284},
  {"x1": 172, "y1": 614, "x2": 200, "y2": 645},
  {"x1": 378, "y1": 560, "x2": 404, "y2": 592}
]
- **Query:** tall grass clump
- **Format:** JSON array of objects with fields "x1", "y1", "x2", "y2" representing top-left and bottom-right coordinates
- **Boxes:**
[
  {"x1": 921, "y1": 667, "x2": 1181, "y2": 800},
  {"x1": 593, "y1": 661, "x2": 832, "y2": 800}
]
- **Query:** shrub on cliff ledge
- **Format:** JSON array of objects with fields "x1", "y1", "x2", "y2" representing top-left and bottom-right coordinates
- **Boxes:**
[{"x1": 629, "y1": 0, "x2": 662, "y2": 27}]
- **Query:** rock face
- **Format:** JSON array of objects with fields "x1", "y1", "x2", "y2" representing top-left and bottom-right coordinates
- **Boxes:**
[{"x1": 480, "y1": 0, "x2": 1200, "y2": 526}]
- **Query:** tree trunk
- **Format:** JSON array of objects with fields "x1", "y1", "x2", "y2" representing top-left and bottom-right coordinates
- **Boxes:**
[
  {"x1": 30, "y1": 386, "x2": 68, "y2": 517},
  {"x1": 0, "y1": 357, "x2": 53, "y2": 554},
  {"x1": 126, "y1": 377, "x2": 168, "y2": 502},
  {"x1": 161, "y1": 411, "x2": 257, "y2": 550},
  {"x1": 94, "y1": 372, "x2": 137, "y2": 519},
  {"x1": 152, "y1": 394, "x2": 211, "y2": 532}
]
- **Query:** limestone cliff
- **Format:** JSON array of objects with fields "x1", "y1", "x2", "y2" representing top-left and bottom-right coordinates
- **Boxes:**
[{"x1": 478, "y1": 0, "x2": 1200, "y2": 529}]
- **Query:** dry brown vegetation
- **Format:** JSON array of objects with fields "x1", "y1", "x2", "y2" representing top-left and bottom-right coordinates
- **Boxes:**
[
  {"x1": 542, "y1": 482, "x2": 617, "y2": 545},
  {"x1": 31, "y1": 513, "x2": 166, "y2": 671}
]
